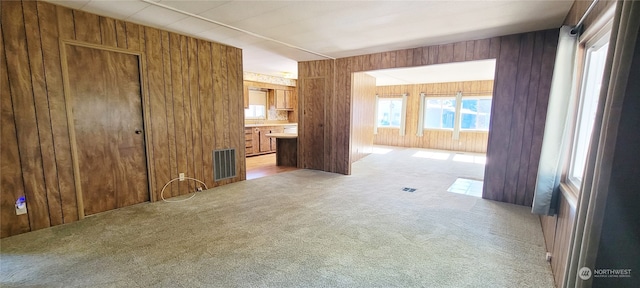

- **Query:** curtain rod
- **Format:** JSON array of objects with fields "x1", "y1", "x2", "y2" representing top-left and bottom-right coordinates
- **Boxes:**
[{"x1": 570, "y1": 0, "x2": 600, "y2": 35}]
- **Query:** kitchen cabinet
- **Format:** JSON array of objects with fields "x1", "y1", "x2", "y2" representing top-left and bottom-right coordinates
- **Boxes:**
[
  {"x1": 245, "y1": 126, "x2": 286, "y2": 156},
  {"x1": 259, "y1": 127, "x2": 271, "y2": 153},
  {"x1": 275, "y1": 89, "x2": 294, "y2": 110},
  {"x1": 245, "y1": 128, "x2": 255, "y2": 155}
]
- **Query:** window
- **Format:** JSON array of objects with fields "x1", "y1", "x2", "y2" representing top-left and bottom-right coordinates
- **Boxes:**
[
  {"x1": 460, "y1": 98, "x2": 492, "y2": 131},
  {"x1": 424, "y1": 98, "x2": 456, "y2": 129},
  {"x1": 567, "y1": 37, "x2": 609, "y2": 188},
  {"x1": 244, "y1": 90, "x2": 267, "y2": 119},
  {"x1": 377, "y1": 98, "x2": 403, "y2": 128},
  {"x1": 422, "y1": 95, "x2": 492, "y2": 131}
]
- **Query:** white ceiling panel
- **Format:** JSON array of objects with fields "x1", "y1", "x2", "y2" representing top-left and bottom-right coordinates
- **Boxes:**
[
  {"x1": 80, "y1": 0, "x2": 149, "y2": 19},
  {"x1": 157, "y1": 0, "x2": 230, "y2": 15},
  {"x1": 166, "y1": 17, "x2": 221, "y2": 35},
  {"x1": 128, "y1": 4, "x2": 188, "y2": 27},
  {"x1": 366, "y1": 59, "x2": 497, "y2": 86},
  {"x1": 44, "y1": 0, "x2": 575, "y2": 79}
]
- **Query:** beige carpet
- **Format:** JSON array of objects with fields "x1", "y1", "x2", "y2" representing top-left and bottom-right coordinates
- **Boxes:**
[{"x1": 0, "y1": 147, "x2": 554, "y2": 288}]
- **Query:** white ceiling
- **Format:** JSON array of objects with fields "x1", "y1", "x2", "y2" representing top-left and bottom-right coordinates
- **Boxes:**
[
  {"x1": 45, "y1": 0, "x2": 574, "y2": 79},
  {"x1": 366, "y1": 59, "x2": 496, "y2": 86}
]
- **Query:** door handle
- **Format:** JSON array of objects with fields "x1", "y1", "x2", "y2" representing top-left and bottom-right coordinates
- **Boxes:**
[{"x1": 135, "y1": 129, "x2": 143, "y2": 134}]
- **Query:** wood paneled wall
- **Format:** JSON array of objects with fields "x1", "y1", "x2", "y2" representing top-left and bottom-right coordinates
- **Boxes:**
[
  {"x1": 350, "y1": 73, "x2": 376, "y2": 163},
  {"x1": 540, "y1": 191, "x2": 577, "y2": 288},
  {"x1": 297, "y1": 60, "x2": 334, "y2": 170},
  {"x1": 0, "y1": 1, "x2": 244, "y2": 238},
  {"x1": 373, "y1": 81, "x2": 493, "y2": 153},
  {"x1": 298, "y1": 29, "x2": 559, "y2": 207}
]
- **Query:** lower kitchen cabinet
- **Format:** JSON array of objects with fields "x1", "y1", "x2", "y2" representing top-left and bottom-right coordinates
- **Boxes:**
[{"x1": 246, "y1": 126, "x2": 286, "y2": 156}]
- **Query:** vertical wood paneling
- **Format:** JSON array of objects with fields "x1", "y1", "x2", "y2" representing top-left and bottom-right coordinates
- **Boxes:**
[
  {"x1": 56, "y1": 5, "x2": 75, "y2": 40},
  {"x1": 1, "y1": 0, "x2": 51, "y2": 230},
  {"x1": 350, "y1": 72, "x2": 376, "y2": 162},
  {"x1": 484, "y1": 35, "x2": 521, "y2": 201},
  {"x1": 212, "y1": 43, "x2": 226, "y2": 185},
  {"x1": 99, "y1": 17, "x2": 117, "y2": 48},
  {"x1": 227, "y1": 46, "x2": 243, "y2": 181},
  {"x1": 72, "y1": 10, "x2": 100, "y2": 44},
  {"x1": 453, "y1": 42, "x2": 466, "y2": 62},
  {"x1": 474, "y1": 38, "x2": 491, "y2": 60},
  {"x1": 437, "y1": 43, "x2": 454, "y2": 63},
  {"x1": 188, "y1": 38, "x2": 203, "y2": 188},
  {"x1": 169, "y1": 32, "x2": 186, "y2": 195},
  {"x1": 23, "y1": 1, "x2": 64, "y2": 225},
  {"x1": 125, "y1": 22, "x2": 141, "y2": 52},
  {"x1": 503, "y1": 33, "x2": 535, "y2": 204},
  {"x1": 198, "y1": 40, "x2": 215, "y2": 188},
  {"x1": 1, "y1": 21, "x2": 31, "y2": 237},
  {"x1": 523, "y1": 29, "x2": 558, "y2": 206},
  {"x1": 114, "y1": 20, "x2": 127, "y2": 49},
  {"x1": 516, "y1": 32, "x2": 545, "y2": 204},
  {"x1": 465, "y1": 41, "x2": 475, "y2": 61},
  {"x1": 1, "y1": 1, "x2": 245, "y2": 238},
  {"x1": 145, "y1": 27, "x2": 169, "y2": 201},
  {"x1": 179, "y1": 35, "x2": 194, "y2": 191},
  {"x1": 38, "y1": 1, "x2": 78, "y2": 223},
  {"x1": 541, "y1": 192, "x2": 576, "y2": 288},
  {"x1": 162, "y1": 31, "x2": 179, "y2": 195}
]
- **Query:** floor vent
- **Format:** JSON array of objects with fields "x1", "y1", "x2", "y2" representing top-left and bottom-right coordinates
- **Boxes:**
[
  {"x1": 402, "y1": 187, "x2": 417, "y2": 192},
  {"x1": 214, "y1": 149, "x2": 236, "y2": 181}
]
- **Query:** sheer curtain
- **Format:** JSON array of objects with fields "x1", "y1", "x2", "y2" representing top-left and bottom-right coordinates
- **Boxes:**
[{"x1": 531, "y1": 26, "x2": 579, "y2": 216}]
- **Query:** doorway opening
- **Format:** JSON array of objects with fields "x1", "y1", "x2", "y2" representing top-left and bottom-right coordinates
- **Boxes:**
[{"x1": 351, "y1": 59, "x2": 496, "y2": 196}]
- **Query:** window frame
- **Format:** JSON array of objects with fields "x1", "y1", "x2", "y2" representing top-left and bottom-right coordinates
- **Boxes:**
[
  {"x1": 244, "y1": 89, "x2": 268, "y2": 120},
  {"x1": 422, "y1": 96, "x2": 457, "y2": 131},
  {"x1": 562, "y1": 21, "x2": 613, "y2": 194},
  {"x1": 374, "y1": 94, "x2": 408, "y2": 135},
  {"x1": 459, "y1": 95, "x2": 493, "y2": 132}
]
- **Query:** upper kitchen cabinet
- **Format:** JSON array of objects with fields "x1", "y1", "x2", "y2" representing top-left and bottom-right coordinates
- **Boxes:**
[{"x1": 275, "y1": 89, "x2": 295, "y2": 110}]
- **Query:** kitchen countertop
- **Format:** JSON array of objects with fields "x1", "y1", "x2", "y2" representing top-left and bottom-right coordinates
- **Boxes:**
[
  {"x1": 265, "y1": 133, "x2": 298, "y2": 139},
  {"x1": 245, "y1": 123, "x2": 297, "y2": 128}
]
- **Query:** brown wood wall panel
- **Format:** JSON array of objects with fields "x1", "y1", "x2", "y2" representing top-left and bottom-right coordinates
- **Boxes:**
[
  {"x1": 350, "y1": 72, "x2": 377, "y2": 163},
  {"x1": 298, "y1": 29, "x2": 558, "y2": 205},
  {"x1": 0, "y1": 22, "x2": 31, "y2": 237},
  {"x1": 540, "y1": 192, "x2": 576, "y2": 288},
  {"x1": 2, "y1": 1, "x2": 51, "y2": 230},
  {"x1": 1, "y1": 1, "x2": 244, "y2": 238},
  {"x1": 37, "y1": 1, "x2": 78, "y2": 223},
  {"x1": 23, "y1": 1, "x2": 64, "y2": 226},
  {"x1": 483, "y1": 29, "x2": 558, "y2": 205},
  {"x1": 372, "y1": 81, "x2": 493, "y2": 153},
  {"x1": 523, "y1": 29, "x2": 559, "y2": 207},
  {"x1": 72, "y1": 10, "x2": 101, "y2": 45},
  {"x1": 198, "y1": 40, "x2": 215, "y2": 187}
]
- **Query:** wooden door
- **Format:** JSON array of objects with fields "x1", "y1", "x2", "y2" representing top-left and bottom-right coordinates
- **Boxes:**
[
  {"x1": 65, "y1": 44, "x2": 149, "y2": 216},
  {"x1": 301, "y1": 78, "x2": 325, "y2": 170}
]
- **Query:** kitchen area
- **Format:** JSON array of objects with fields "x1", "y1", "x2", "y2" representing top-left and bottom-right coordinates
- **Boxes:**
[{"x1": 243, "y1": 73, "x2": 299, "y2": 179}]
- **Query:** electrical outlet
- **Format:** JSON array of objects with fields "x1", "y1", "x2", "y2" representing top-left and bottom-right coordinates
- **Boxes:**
[
  {"x1": 15, "y1": 196, "x2": 27, "y2": 215},
  {"x1": 179, "y1": 173, "x2": 185, "y2": 181}
]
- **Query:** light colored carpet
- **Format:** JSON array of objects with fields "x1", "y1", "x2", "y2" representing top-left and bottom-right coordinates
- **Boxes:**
[{"x1": 0, "y1": 147, "x2": 554, "y2": 288}]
